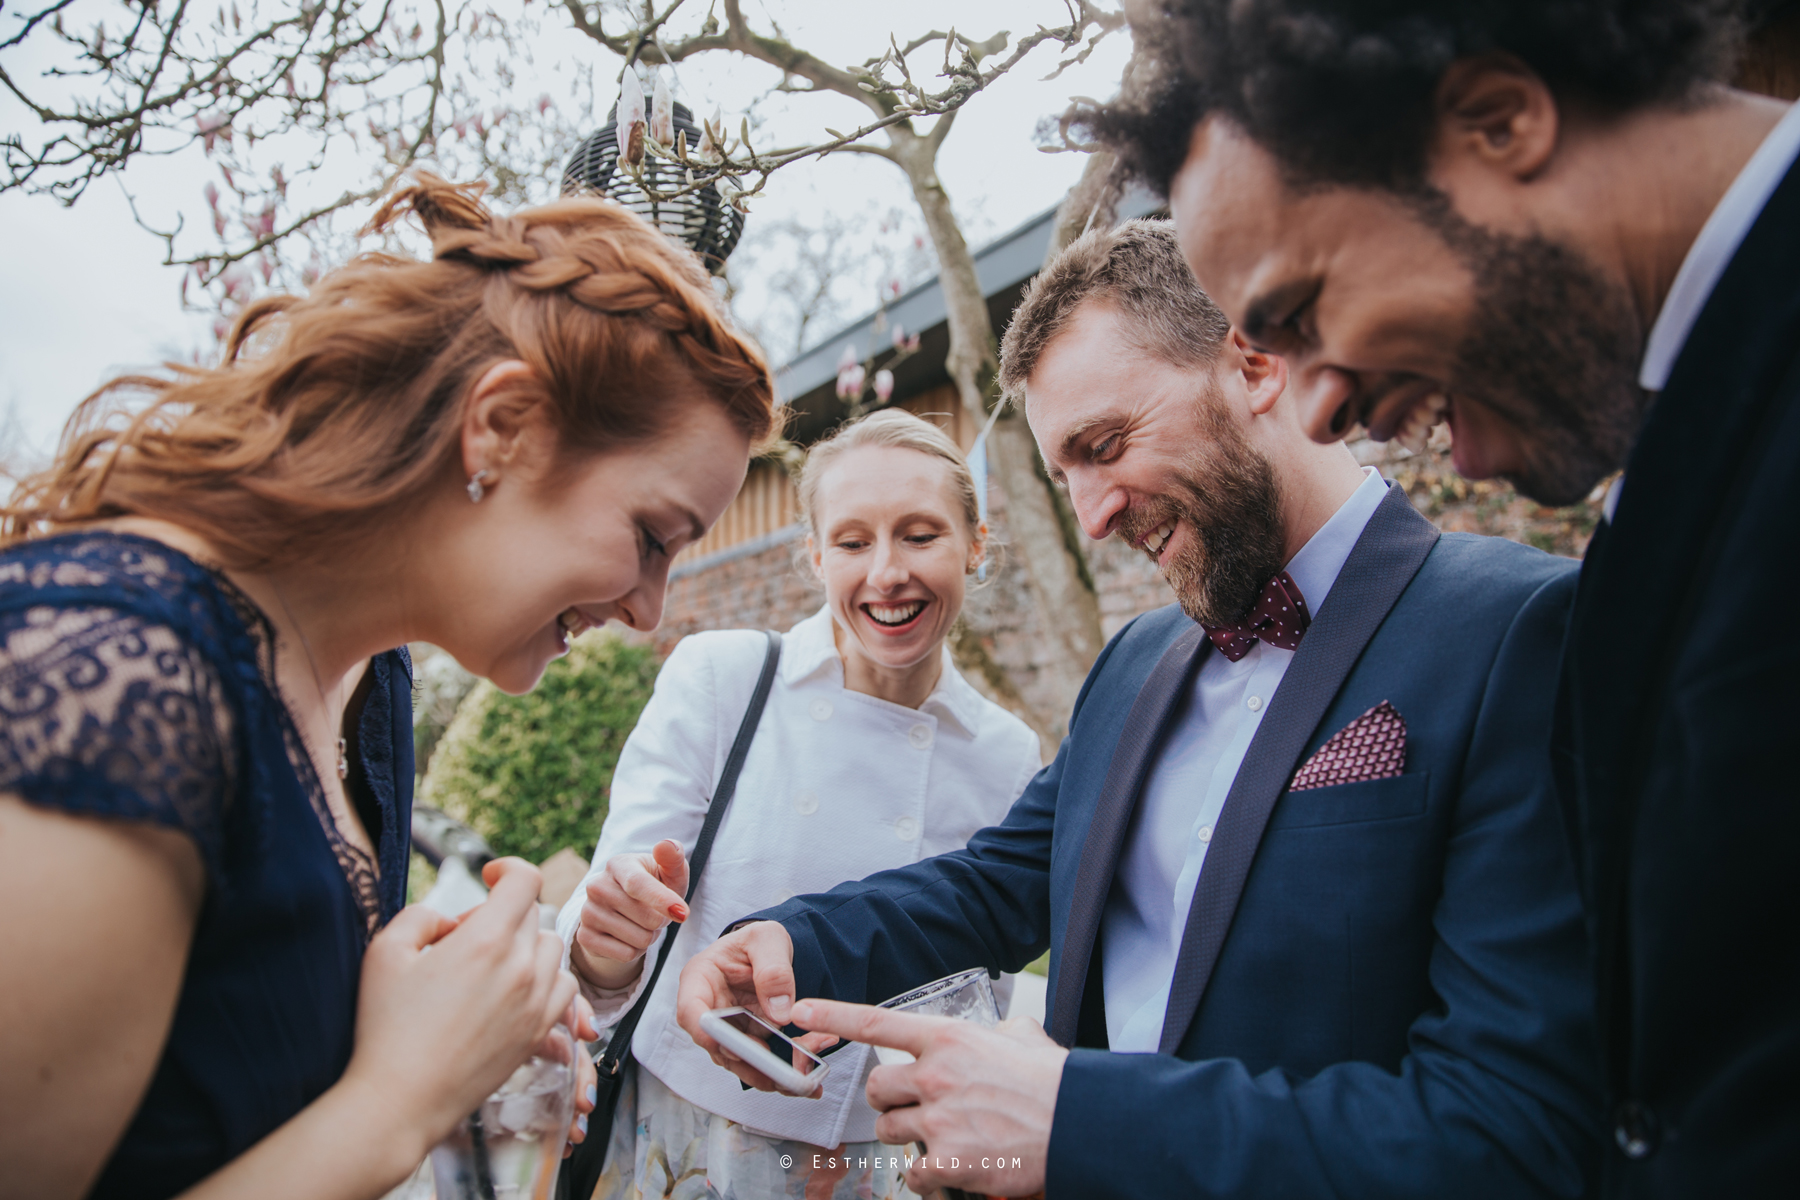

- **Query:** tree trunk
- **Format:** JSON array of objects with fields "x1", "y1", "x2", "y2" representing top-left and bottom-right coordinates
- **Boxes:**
[{"x1": 888, "y1": 132, "x2": 1105, "y2": 750}]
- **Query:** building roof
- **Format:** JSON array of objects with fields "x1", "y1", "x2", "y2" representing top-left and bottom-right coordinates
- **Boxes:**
[{"x1": 770, "y1": 190, "x2": 1159, "y2": 443}]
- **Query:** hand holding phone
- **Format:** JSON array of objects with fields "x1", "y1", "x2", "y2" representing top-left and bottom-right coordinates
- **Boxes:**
[{"x1": 698, "y1": 1007, "x2": 830, "y2": 1096}]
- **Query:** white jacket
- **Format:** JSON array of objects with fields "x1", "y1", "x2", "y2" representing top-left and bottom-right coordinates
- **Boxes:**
[{"x1": 556, "y1": 606, "x2": 1042, "y2": 1147}]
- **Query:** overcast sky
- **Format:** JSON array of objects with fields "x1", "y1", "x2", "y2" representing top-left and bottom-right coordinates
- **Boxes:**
[{"x1": 0, "y1": 1, "x2": 1132, "y2": 464}]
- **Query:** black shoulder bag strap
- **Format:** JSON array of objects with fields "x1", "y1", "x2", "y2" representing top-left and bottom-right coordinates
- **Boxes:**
[{"x1": 559, "y1": 629, "x2": 782, "y2": 1200}]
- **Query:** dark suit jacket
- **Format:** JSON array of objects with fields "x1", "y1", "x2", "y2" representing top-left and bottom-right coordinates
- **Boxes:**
[
  {"x1": 1554, "y1": 154, "x2": 1800, "y2": 1197},
  {"x1": 757, "y1": 486, "x2": 1600, "y2": 1198}
]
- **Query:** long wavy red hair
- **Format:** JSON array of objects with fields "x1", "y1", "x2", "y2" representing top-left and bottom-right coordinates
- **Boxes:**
[{"x1": 1, "y1": 173, "x2": 777, "y2": 568}]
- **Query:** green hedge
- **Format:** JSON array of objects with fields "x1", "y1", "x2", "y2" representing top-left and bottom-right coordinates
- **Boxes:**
[{"x1": 418, "y1": 633, "x2": 660, "y2": 866}]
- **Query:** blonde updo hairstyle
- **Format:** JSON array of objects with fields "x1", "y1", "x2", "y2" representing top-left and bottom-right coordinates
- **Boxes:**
[{"x1": 797, "y1": 407, "x2": 987, "y2": 575}]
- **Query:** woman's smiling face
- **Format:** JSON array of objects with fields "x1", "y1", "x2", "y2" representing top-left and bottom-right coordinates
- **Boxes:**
[
  {"x1": 441, "y1": 396, "x2": 750, "y2": 695},
  {"x1": 810, "y1": 444, "x2": 982, "y2": 683}
]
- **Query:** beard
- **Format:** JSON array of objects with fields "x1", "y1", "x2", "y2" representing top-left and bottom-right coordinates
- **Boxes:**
[
  {"x1": 1417, "y1": 196, "x2": 1650, "y2": 507},
  {"x1": 1119, "y1": 390, "x2": 1287, "y2": 627}
]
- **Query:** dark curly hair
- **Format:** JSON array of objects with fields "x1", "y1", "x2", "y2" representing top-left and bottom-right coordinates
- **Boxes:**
[{"x1": 1086, "y1": 0, "x2": 1745, "y2": 196}]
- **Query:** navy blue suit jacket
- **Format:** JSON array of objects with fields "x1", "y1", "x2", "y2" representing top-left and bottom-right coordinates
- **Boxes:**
[
  {"x1": 1554, "y1": 155, "x2": 1800, "y2": 1195},
  {"x1": 757, "y1": 486, "x2": 1600, "y2": 1197}
]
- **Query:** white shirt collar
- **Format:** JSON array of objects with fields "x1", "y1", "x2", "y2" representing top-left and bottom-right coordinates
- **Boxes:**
[
  {"x1": 1639, "y1": 100, "x2": 1800, "y2": 392},
  {"x1": 1282, "y1": 467, "x2": 1391, "y2": 619},
  {"x1": 781, "y1": 605, "x2": 985, "y2": 738}
]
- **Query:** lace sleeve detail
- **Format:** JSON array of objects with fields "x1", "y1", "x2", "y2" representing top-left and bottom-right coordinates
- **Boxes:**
[{"x1": 0, "y1": 605, "x2": 236, "y2": 877}]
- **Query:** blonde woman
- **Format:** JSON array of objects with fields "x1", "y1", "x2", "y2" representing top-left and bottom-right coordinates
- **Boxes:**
[{"x1": 558, "y1": 408, "x2": 1042, "y2": 1200}]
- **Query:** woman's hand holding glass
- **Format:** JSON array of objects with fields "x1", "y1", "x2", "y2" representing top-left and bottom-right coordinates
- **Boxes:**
[
  {"x1": 571, "y1": 838, "x2": 693, "y2": 991},
  {"x1": 340, "y1": 858, "x2": 585, "y2": 1160}
]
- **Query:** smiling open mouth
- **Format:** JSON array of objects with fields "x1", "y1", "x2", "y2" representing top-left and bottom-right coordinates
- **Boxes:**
[
  {"x1": 1138, "y1": 520, "x2": 1175, "y2": 564},
  {"x1": 865, "y1": 600, "x2": 926, "y2": 628},
  {"x1": 556, "y1": 607, "x2": 596, "y2": 650},
  {"x1": 1369, "y1": 387, "x2": 1452, "y2": 455}
]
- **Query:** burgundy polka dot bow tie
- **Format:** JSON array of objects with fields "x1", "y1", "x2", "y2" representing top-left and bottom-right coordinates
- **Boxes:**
[{"x1": 1201, "y1": 571, "x2": 1311, "y2": 662}]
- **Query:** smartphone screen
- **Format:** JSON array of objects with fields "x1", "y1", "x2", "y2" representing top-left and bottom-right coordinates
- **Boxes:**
[{"x1": 719, "y1": 1009, "x2": 826, "y2": 1077}]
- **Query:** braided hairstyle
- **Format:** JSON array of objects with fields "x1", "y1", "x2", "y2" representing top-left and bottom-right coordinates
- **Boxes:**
[{"x1": 2, "y1": 172, "x2": 777, "y2": 568}]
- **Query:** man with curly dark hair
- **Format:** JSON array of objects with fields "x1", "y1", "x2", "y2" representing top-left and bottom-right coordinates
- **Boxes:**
[{"x1": 1087, "y1": 2, "x2": 1800, "y2": 1195}]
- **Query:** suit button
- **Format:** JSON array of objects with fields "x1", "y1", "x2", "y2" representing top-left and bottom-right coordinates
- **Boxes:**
[{"x1": 1613, "y1": 1101, "x2": 1659, "y2": 1160}]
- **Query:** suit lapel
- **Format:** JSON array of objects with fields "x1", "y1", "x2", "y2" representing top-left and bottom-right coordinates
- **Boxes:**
[
  {"x1": 1047, "y1": 623, "x2": 1209, "y2": 1047},
  {"x1": 1157, "y1": 485, "x2": 1440, "y2": 1053}
]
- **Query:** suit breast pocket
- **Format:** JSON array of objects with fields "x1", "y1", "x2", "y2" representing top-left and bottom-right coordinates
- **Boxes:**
[{"x1": 1266, "y1": 771, "x2": 1430, "y2": 830}]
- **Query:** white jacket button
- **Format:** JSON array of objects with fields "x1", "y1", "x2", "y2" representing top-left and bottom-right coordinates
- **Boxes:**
[
  {"x1": 895, "y1": 816, "x2": 919, "y2": 841},
  {"x1": 793, "y1": 790, "x2": 819, "y2": 816},
  {"x1": 810, "y1": 699, "x2": 833, "y2": 722},
  {"x1": 908, "y1": 724, "x2": 932, "y2": 748}
]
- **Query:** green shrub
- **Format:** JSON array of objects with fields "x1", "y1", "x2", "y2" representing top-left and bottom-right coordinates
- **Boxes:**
[{"x1": 419, "y1": 633, "x2": 660, "y2": 865}]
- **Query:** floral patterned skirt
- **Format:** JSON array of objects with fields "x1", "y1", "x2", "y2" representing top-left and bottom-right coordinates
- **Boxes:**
[{"x1": 589, "y1": 1061, "x2": 921, "y2": 1200}]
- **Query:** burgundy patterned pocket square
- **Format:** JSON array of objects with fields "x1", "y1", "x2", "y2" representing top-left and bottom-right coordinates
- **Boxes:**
[{"x1": 1289, "y1": 701, "x2": 1407, "y2": 792}]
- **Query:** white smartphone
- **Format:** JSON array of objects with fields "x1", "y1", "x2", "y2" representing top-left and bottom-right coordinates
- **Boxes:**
[{"x1": 698, "y1": 1006, "x2": 831, "y2": 1096}]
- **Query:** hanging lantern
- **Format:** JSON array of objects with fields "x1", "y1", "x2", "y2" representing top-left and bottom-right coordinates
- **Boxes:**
[{"x1": 561, "y1": 89, "x2": 746, "y2": 274}]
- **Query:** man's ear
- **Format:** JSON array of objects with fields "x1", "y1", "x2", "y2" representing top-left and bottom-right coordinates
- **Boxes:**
[
  {"x1": 461, "y1": 360, "x2": 547, "y2": 482},
  {"x1": 1431, "y1": 54, "x2": 1560, "y2": 182},
  {"x1": 1228, "y1": 328, "x2": 1289, "y2": 417}
]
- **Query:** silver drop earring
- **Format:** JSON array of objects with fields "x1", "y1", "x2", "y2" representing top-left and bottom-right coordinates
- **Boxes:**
[{"x1": 466, "y1": 469, "x2": 491, "y2": 504}]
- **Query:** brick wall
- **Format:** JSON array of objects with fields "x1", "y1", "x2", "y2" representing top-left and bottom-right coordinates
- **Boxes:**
[{"x1": 649, "y1": 526, "x2": 820, "y2": 655}]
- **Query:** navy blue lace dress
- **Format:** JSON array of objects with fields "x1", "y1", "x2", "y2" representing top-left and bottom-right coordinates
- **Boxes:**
[{"x1": 0, "y1": 532, "x2": 415, "y2": 1199}]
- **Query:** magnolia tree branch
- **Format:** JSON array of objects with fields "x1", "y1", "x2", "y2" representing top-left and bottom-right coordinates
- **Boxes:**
[
  {"x1": 564, "y1": 0, "x2": 1122, "y2": 213},
  {"x1": 2, "y1": 0, "x2": 594, "y2": 332}
]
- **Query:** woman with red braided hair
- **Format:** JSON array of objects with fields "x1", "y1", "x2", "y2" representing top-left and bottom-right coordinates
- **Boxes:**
[{"x1": 0, "y1": 173, "x2": 777, "y2": 1199}]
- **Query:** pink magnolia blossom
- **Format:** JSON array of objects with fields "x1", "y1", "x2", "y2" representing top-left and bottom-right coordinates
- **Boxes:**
[
  {"x1": 888, "y1": 279, "x2": 902, "y2": 298},
  {"x1": 203, "y1": 181, "x2": 220, "y2": 210},
  {"x1": 873, "y1": 369, "x2": 895, "y2": 403},
  {"x1": 836, "y1": 362, "x2": 867, "y2": 400},
  {"x1": 196, "y1": 110, "x2": 230, "y2": 153},
  {"x1": 696, "y1": 107, "x2": 723, "y2": 161},
  {"x1": 220, "y1": 266, "x2": 250, "y2": 302},
  {"x1": 650, "y1": 72, "x2": 674, "y2": 146},
  {"x1": 618, "y1": 73, "x2": 647, "y2": 167}
]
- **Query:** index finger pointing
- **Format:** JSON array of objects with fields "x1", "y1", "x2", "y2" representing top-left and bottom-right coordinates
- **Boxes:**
[
  {"x1": 788, "y1": 999, "x2": 940, "y2": 1056},
  {"x1": 618, "y1": 858, "x2": 686, "y2": 916}
]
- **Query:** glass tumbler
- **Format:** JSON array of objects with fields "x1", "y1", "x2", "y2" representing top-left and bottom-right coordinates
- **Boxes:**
[
  {"x1": 429, "y1": 1021, "x2": 578, "y2": 1200},
  {"x1": 872, "y1": 968, "x2": 1002, "y2": 1065},
  {"x1": 873, "y1": 969, "x2": 1027, "y2": 1200}
]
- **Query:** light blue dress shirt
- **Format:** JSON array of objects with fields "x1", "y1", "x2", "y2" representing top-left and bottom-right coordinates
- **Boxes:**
[{"x1": 1102, "y1": 467, "x2": 1390, "y2": 1052}]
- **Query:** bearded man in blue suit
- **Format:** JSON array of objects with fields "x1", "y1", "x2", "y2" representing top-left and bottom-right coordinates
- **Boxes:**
[{"x1": 672, "y1": 221, "x2": 1600, "y2": 1198}]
